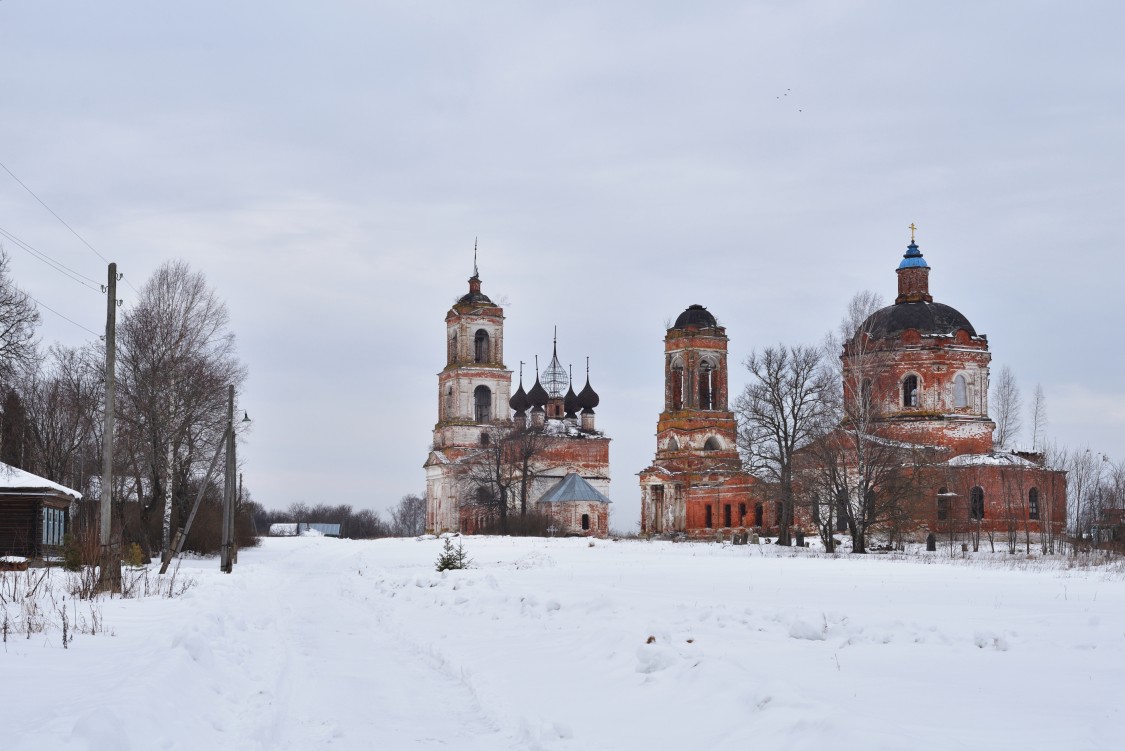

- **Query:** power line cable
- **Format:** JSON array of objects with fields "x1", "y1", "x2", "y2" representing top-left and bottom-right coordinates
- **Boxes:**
[
  {"x1": 0, "y1": 224, "x2": 102, "y2": 292},
  {"x1": 0, "y1": 157, "x2": 140, "y2": 295},
  {"x1": 25, "y1": 291, "x2": 102, "y2": 339}
]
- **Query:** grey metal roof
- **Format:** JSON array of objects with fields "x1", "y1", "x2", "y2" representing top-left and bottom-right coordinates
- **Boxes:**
[
  {"x1": 862, "y1": 301, "x2": 977, "y2": 339},
  {"x1": 538, "y1": 472, "x2": 611, "y2": 504}
]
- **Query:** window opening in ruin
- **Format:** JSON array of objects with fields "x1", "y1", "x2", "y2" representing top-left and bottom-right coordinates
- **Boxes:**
[
  {"x1": 954, "y1": 374, "x2": 968, "y2": 408},
  {"x1": 672, "y1": 362, "x2": 684, "y2": 409},
  {"x1": 903, "y1": 375, "x2": 919, "y2": 407},
  {"x1": 836, "y1": 491, "x2": 848, "y2": 532},
  {"x1": 1028, "y1": 488, "x2": 1040, "y2": 520},
  {"x1": 581, "y1": 513, "x2": 590, "y2": 531},
  {"x1": 705, "y1": 505, "x2": 713, "y2": 528},
  {"x1": 860, "y1": 378, "x2": 872, "y2": 414},
  {"x1": 723, "y1": 504, "x2": 732, "y2": 527},
  {"x1": 653, "y1": 485, "x2": 665, "y2": 533},
  {"x1": 703, "y1": 436, "x2": 721, "y2": 451},
  {"x1": 474, "y1": 385, "x2": 491, "y2": 423},
  {"x1": 738, "y1": 503, "x2": 746, "y2": 526},
  {"x1": 970, "y1": 486, "x2": 985, "y2": 520},
  {"x1": 754, "y1": 503, "x2": 763, "y2": 527},
  {"x1": 444, "y1": 386, "x2": 453, "y2": 418},
  {"x1": 699, "y1": 360, "x2": 715, "y2": 410},
  {"x1": 476, "y1": 486, "x2": 492, "y2": 504},
  {"x1": 450, "y1": 332, "x2": 458, "y2": 363},
  {"x1": 480, "y1": 432, "x2": 490, "y2": 447},
  {"x1": 937, "y1": 487, "x2": 949, "y2": 521},
  {"x1": 474, "y1": 329, "x2": 490, "y2": 363},
  {"x1": 667, "y1": 436, "x2": 679, "y2": 451}
]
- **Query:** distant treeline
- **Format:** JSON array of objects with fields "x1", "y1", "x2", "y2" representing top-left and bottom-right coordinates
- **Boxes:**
[{"x1": 253, "y1": 494, "x2": 425, "y2": 539}]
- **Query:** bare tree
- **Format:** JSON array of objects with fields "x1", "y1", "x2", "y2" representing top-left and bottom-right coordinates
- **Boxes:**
[
  {"x1": 735, "y1": 344, "x2": 832, "y2": 546},
  {"x1": 0, "y1": 248, "x2": 41, "y2": 386},
  {"x1": 803, "y1": 290, "x2": 924, "y2": 553},
  {"x1": 1066, "y1": 447, "x2": 1106, "y2": 554},
  {"x1": 457, "y1": 422, "x2": 550, "y2": 534},
  {"x1": 992, "y1": 365, "x2": 1022, "y2": 449},
  {"x1": 116, "y1": 261, "x2": 246, "y2": 557},
  {"x1": 1029, "y1": 383, "x2": 1047, "y2": 451},
  {"x1": 390, "y1": 493, "x2": 426, "y2": 536},
  {"x1": 16, "y1": 345, "x2": 101, "y2": 488}
]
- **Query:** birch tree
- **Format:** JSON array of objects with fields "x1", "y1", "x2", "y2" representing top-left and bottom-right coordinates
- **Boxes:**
[{"x1": 992, "y1": 365, "x2": 1022, "y2": 449}]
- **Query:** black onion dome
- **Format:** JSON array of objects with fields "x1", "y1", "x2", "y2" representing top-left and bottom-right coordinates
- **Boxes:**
[
  {"x1": 577, "y1": 377, "x2": 600, "y2": 412},
  {"x1": 673, "y1": 304, "x2": 717, "y2": 329},
  {"x1": 527, "y1": 376, "x2": 549, "y2": 408},
  {"x1": 458, "y1": 290, "x2": 493, "y2": 305},
  {"x1": 509, "y1": 381, "x2": 529, "y2": 412},
  {"x1": 862, "y1": 301, "x2": 977, "y2": 340},
  {"x1": 564, "y1": 384, "x2": 580, "y2": 417}
]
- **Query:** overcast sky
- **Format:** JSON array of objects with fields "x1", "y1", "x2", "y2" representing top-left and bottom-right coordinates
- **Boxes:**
[{"x1": 2, "y1": 1, "x2": 1122, "y2": 528}]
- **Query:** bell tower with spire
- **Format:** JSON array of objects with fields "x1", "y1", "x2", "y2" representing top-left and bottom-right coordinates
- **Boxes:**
[{"x1": 425, "y1": 248, "x2": 513, "y2": 533}]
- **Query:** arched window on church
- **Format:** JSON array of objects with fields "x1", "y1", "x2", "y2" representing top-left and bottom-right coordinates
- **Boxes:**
[
  {"x1": 449, "y1": 332, "x2": 458, "y2": 363},
  {"x1": 699, "y1": 360, "x2": 715, "y2": 410},
  {"x1": 903, "y1": 375, "x2": 919, "y2": 408},
  {"x1": 937, "y1": 486, "x2": 949, "y2": 521},
  {"x1": 970, "y1": 486, "x2": 985, "y2": 520},
  {"x1": 703, "y1": 436, "x2": 722, "y2": 451},
  {"x1": 444, "y1": 386, "x2": 453, "y2": 418},
  {"x1": 474, "y1": 385, "x2": 491, "y2": 423},
  {"x1": 480, "y1": 432, "x2": 490, "y2": 447},
  {"x1": 1028, "y1": 488, "x2": 1040, "y2": 520},
  {"x1": 671, "y1": 361, "x2": 684, "y2": 410},
  {"x1": 667, "y1": 436, "x2": 679, "y2": 451},
  {"x1": 474, "y1": 329, "x2": 490, "y2": 363},
  {"x1": 954, "y1": 374, "x2": 968, "y2": 409}
]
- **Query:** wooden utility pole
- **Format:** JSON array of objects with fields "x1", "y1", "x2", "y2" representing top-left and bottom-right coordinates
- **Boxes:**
[
  {"x1": 98, "y1": 263, "x2": 120, "y2": 592},
  {"x1": 220, "y1": 384, "x2": 234, "y2": 573}
]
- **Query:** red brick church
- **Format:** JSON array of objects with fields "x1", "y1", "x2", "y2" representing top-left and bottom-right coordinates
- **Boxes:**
[{"x1": 639, "y1": 235, "x2": 1066, "y2": 544}]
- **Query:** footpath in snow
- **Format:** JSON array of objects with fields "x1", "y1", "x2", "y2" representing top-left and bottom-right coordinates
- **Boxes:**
[{"x1": 3, "y1": 536, "x2": 1123, "y2": 750}]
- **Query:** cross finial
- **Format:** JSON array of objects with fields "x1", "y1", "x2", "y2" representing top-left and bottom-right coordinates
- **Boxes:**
[
  {"x1": 909, "y1": 223, "x2": 917, "y2": 243},
  {"x1": 586, "y1": 356, "x2": 590, "y2": 376},
  {"x1": 519, "y1": 360, "x2": 524, "y2": 380},
  {"x1": 473, "y1": 237, "x2": 478, "y2": 277}
]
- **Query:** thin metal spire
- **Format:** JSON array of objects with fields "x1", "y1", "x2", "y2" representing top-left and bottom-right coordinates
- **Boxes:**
[{"x1": 473, "y1": 237, "x2": 478, "y2": 277}]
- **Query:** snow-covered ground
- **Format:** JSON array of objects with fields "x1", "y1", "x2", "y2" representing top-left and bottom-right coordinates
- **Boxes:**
[{"x1": 4, "y1": 536, "x2": 1123, "y2": 750}]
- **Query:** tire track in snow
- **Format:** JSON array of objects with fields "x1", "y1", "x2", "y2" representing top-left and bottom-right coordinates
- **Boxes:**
[{"x1": 243, "y1": 550, "x2": 525, "y2": 750}]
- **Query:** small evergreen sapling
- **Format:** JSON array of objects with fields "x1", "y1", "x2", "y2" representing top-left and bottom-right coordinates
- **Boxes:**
[{"x1": 435, "y1": 537, "x2": 471, "y2": 571}]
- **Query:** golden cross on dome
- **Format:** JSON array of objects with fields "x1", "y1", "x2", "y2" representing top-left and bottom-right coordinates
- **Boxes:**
[{"x1": 909, "y1": 223, "x2": 918, "y2": 243}]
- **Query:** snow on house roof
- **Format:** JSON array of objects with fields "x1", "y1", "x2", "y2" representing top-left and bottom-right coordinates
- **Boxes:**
[
  {"x1": 538, "y1": 472, "x2": 611, "y2": 504},
  {"x1": 0, "y1": 462, "x2": 82, "y2": 499}
]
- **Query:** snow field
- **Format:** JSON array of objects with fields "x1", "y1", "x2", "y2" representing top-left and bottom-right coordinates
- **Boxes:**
[{"x1": 3, "y1": 536, "x2": 1123, "y2": 750}]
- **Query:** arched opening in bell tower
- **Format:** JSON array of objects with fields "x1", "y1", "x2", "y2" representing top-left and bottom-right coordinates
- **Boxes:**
[
  {"x1": 474, "y1": 385, "x2": 492, "y2": 423},
  {"x1": 474, "y1": 329, "x2": 491, "y2": 364}
]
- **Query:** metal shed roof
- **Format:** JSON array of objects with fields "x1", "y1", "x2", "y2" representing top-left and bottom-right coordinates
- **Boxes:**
[{"x1": 538, "y1": 472, "x2": 611, "y2": 504}]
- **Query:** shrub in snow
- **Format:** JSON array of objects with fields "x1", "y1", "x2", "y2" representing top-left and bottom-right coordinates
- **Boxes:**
[{"x1": 435, "y1": 537, "x2": 471, "y2": 572}]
